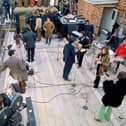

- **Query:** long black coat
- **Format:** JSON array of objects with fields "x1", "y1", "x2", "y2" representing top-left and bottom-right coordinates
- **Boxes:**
[{"x1": 102, "y1": 79, "x2": 126, "y2": 107}]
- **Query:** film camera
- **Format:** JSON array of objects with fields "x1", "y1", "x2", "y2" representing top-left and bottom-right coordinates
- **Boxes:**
[{"x1": 0, "y1": 87, "x2": 26, "y2": 126}]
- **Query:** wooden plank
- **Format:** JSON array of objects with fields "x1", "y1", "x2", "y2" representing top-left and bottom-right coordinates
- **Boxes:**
[{"x1": 3, "y1": 34, "x2": 126, "y2": 126}]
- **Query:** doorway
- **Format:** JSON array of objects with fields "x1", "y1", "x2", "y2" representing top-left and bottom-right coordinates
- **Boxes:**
[{"x1": 100, "y1": 7, "x2": 118, "y2": 34}]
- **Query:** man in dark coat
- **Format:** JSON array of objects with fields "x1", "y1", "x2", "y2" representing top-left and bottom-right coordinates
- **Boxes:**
[
  {"x1": 84, "y1": 20, "x2": 94, "y2": 43},
  {"x1": 77, "y1": 31, "x2": 90, "y2": 67},
  {"x1": 22, "y1": 27, "x2": 36, "y2": 62},
  {"x1": 29, "y1": 11, "x2": 36, "y2": 33},
  {"x1": 96, "y1": 71, "x2": 126, "y2": 122},
  {"x1": 63, "y1": 37, "x2": 79, "y2": 81},
  {"x1": 0, "y1": 50, "x2": 28, "y2": 93}
]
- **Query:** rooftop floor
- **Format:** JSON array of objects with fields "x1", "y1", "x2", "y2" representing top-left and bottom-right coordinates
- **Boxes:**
[{"x1": 1, "y1": 32, "x2": 126, "y2": 126}]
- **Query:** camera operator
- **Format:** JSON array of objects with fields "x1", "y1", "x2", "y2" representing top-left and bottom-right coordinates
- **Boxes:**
[
  {"x1": 96, "y1": 71, "x2": 126, "y2": 122},
  {"x1": 0, "y1": 50, "x2": 28, "y2": 93}
]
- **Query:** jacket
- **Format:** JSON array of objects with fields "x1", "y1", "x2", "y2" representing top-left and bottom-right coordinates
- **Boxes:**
[
  {"x1": 0, "y1": 56, "x2": 28, "y2": 81},
  {"x1": 22, "y1": 30, "x2": 36, "y2": 49},
  {"x1": 43, "y1": 20, "x2": 55, "y2": 38},
  {"x1": 63, "y1": 43, "x2": 75, "y2": 64},
  {"x1": 35, "y1": 17, "x2": 42, "y2": 31},
  {"x1": 102, "y1": 79, "x2": 126, "y2": 107},
  {"x1": 96, "y1": 54, "x2": 110, "y2": 76},
  {"x1": 115, "y1": 43, "x2": 126, "y2": 58}
]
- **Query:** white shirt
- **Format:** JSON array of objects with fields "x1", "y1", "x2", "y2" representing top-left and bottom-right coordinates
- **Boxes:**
[{"x1": 11, "y1": 42, "x2": 27, "y2": 61}]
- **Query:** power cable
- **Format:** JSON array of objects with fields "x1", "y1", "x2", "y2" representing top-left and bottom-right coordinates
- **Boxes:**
[
  {"x1": 31, "y1": 86, "x2": 85, "y2": 104},
  {"x1": 31, "y1": 74, "x2": 93, "y2": 87}
]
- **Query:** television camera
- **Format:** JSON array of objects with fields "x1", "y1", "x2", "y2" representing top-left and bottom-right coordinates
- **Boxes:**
[{"x1": 0, "y1": 87, "x2": 26, "y2": 126}]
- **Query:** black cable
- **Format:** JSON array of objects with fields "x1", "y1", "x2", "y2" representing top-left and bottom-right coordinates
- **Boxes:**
[
  {"x1": 31, "y1": 86, "x2": 84, "y2": 104},
  {"x1": 32, "y1": 75, "x2": 93, "y2": 87},
  {"x1": 27, "y1": 83, "x2": 93, "y2": 88},
  {"x1": 36, "y1": 44, "x2": 64, "y2": 50},
  {"x1": 37, "y1": 50, "x2": 62, "y2": 53}
]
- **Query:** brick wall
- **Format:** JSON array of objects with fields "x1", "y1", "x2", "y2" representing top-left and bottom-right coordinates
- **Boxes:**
[
  {"x1": 78, "y1": 0, "x2": 103, "y2": 34},
  {"x1": 117, "y1": 0, "x2": 126, "y2": 20}
]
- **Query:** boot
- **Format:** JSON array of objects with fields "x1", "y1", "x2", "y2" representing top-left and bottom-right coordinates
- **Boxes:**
[
  {"x1": 105, "y1": 106, "x2": 112, "y2": 121},
  {"x1": 19, "y1": 81, "x2": 26, "y2": 93},
  {"x1": 94, "y1": 76, "x2": 100, "y2": 88},
  {"x1": 96, "y1": 104, "x2": 106, "y2": 122}
]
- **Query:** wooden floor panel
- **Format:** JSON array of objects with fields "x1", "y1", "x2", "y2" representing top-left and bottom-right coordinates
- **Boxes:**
[{"x1": 2, "y1": 33, "x2": 126, "y2": 126}]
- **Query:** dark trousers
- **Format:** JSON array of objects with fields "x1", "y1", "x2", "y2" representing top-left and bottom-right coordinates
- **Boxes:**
[
  {"x1": 11, "y1": 7, "x2": 15, "y2": 19},
  {"x1": 63, "y1": 62, "x2": 73, "y2": 79},
  {"x1": 19, "y1": 80, "x2": 26, "y2": 93},
  {"x1": 27, "y1": 48, "x2": 35, "y2": 62},
  {"x1": 4, "y1": 7, "x2": 11, "y2": 19},
  {"x1": 94, "y1": 64, "x2": 101, "y2": 88},
  {"x1": 113, "y1": 37, "x2": 123, "y2": 51},
  {"x1": 77, "y1": 52, "x2": 85, "y2": 67},
  {"x1": 94, "y1": 76, "x2": 100, "y2": 88},
  {"x1": 46, "y1": 37, "x2": 51, "y2": 45}
]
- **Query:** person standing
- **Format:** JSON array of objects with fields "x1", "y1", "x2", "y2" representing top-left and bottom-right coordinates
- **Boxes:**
[
  {"x1": 115, "y1": 37, "x2": 126, "y2": 59},
  {"x1": 113, "y1": 37, "x2": 126, "y2": 72},
  {"x1": 63, "y1": 37, "x2": 80, "y2": 81},
  {"x1": 2, "y1": 0, "x2": 11, "y2": 20},
  {"x1": 94, "y1": 47, "x2": 110, "y2": 88},
  {"x1": 12, "y1": 38, "x2": 27, "y2": 61},
  {"x1": 43, "y1": 17, "x2": 55, "y2": 45},
  {"x1": 10, "y1": 0, "x2": 17, "y2": 20},
  {"x1": 96, "y1": 71, "x2": 126, "y2": 122},
  {"x1": 77, "y1": 31, "x2": 90, "y2": 68},
  {"x1": 29, "y1": 11, "x2": 36, "y2": 33},
  {"x1": 84, "y1": 20, "x2": 94, "y2": 43},
  {"x1": 58, "y1": 1, "x2": 64, "y2": 14},
  {"x1": 22, "y1": 27, "x2": 36, "y2": 62},
  {"x1": 0, "y1": 50, "x2": 28, "y2": 93},
  {"x1": 114, "y1": 22, "x2": 126, "y2": 50},
  {"x1": 11, "y1": 38, "x2": 29, "y2": 71},
  {"x1": 35, "y1": 12, "x2": 42, "y2": 41},
  {"x1": 0, "y1": 3, "x2": 4, "y2": 16}
]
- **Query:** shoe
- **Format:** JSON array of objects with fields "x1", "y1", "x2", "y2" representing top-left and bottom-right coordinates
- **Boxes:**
[
  {"x1": 95, "y1": 118, "x2": 102, "y2": 122},
  {"x1": 27, "y1": 59, "x2": 30, "y2": 62},
  {"x1": 31, "y1": 59, "x2": 34, "y2": 62},
  {"x1": 63, "y1": 78, "x2": 71, "y2": 81},
  {"x1": 93, "y1": 86, "x2": 98, "y2": 88},
  {"x1": 93, "y1": 81, "x2": 98, "y2": 88}
]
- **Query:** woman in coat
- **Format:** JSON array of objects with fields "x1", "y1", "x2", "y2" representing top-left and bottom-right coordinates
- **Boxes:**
[
  {"x1": 43, "y1": 17, "x2": 55, "y2": 45},
  {"x1": 94, "y1": 47, "x2": 110, "y2": 88},
  {"x1": 96, "y1": 71, "x2": 126, "y2": 122}
]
